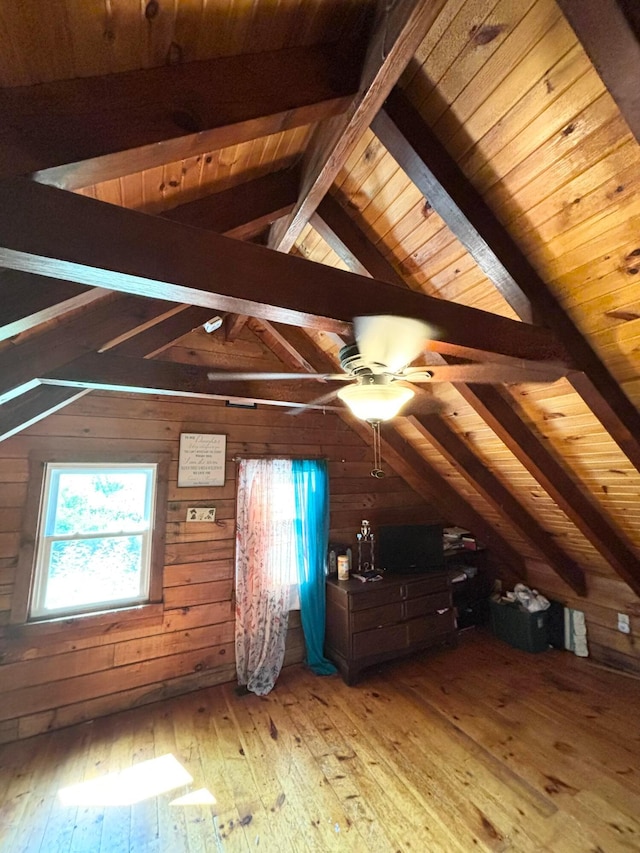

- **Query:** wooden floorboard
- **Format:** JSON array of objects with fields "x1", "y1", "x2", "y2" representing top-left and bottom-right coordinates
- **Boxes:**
[{"x1": 1, "y1": 631, "x2": 639, "y2": 852}]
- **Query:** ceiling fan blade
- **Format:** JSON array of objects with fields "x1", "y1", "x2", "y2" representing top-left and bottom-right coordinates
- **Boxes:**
[
  {"x1": 286, "y1": 387, "x2": 342, "y2": 416},
  {"x1": 354, "y1": 315, "x2": 433, "y2": 372},
  {"x1": 206, "y1": 370, "x2": 349, "y2": 381},
  {"x1": 423, "y1": 363, "x2": 569, "y2": 384}
]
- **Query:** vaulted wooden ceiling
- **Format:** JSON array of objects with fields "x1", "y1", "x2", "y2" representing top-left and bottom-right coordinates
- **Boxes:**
[{"x1": 1, "y1": 0, "x2": 639, "y2": 604}]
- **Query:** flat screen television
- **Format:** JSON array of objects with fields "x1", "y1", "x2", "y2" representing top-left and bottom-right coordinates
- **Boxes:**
[{"x1": 377, "y1": 523, "x2": 444, "y2": 574}]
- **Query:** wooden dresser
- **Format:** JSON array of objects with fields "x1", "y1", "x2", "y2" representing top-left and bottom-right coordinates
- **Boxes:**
[{"x1": 325, "y1": 572, "x2": 456, "y2": 684}]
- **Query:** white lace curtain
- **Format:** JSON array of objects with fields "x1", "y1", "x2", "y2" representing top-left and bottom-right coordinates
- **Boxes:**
[{"x1": 234, "y1": 458, "x2": 297, "y2": 695}]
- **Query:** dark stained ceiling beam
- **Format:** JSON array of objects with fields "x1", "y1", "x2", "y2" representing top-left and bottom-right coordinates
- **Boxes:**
[
  {"x1": 3, "y1": 42, "x2": 362, "y2": 189},
  {"x1": 224, "y1": 314, "x2": 251, "y2": 343},
  {"x1": 556, "y1": 0, "x2": 640, "y2": 144},
  {"x1": 311, "y1": 194, "x2": 640, "y2": 594},
  {"x1": 269, "y1": 0, "x2": 449, "y2": 252},
  {"x1": 2, "y1": 170, "x2": 298, "y2": 347},
  {"x1": 0, "y1": 386, "x2": 89, "y2": 442},
  {"x1": 458, "y1": 383, "x2": 640, "y2": 597},
  {"x1": 163, "y1": 168, "x2": 300, "y2": 242},
  {"x1": 113, "y1": 305, "x2": 219, "y2": 359},
  {"x1": 40, "y1": 352, "x2": 344, "y2": 410},
  {"x1": 409, "y1": 414, "x2": 587, "y2": 596},
  {"x1": 0, "y1": 271, "x2": 107, "y2": 342},
  {"x1": 0, "y1": 178, "x2": 570, "y2": 363},
  {"x1": 0, "y1": 306, "x2": 229, "y2": 442},
  {"x1": 314, "y1": 197, "x2": 407, "y2": 287},
  {"x1": 375, "y1": 87, "x2": 640, "y2": 474},
  {"x1": 0, "y1": 293, "x2": 178, "y2": 404},
  {"x1": 373, "y1": 94, "x2": 533, "y2": 321},
  {"x1": 249, "y1": 320, "x2": 337, "y2": 375}
]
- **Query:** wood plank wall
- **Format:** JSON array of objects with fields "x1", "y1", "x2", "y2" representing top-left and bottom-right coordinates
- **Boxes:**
[{"x1": 0, "y1": 330, "x2": 441, "y2": 744}]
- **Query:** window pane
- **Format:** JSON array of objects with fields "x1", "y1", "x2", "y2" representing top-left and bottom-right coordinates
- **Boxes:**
[
  {"x1": 49, "y1": 470, "x2": 151, "y2": 535},
  {"x1": 44, "y1": 536, "x2": 143, "y2": 612}
]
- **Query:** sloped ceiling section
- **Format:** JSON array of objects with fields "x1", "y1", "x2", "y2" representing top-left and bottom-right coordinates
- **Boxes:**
[{"x1": 1, "y1": 1, "x2": 640, "y2": 656}]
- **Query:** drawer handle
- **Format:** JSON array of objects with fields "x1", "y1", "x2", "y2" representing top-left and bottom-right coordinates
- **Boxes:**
[{"x1": 437, "y1": 608, "x2": 449, "y2": 615}]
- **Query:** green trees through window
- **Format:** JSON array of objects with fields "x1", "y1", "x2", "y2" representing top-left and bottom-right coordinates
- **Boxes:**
[{"x1": 30, "y1": 464, "x2": 157, "y2": 619}]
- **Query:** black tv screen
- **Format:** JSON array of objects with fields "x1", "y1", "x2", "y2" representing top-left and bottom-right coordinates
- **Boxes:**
[{"x1": 377, "y1": 524, "x2": 444, "y2": 574}]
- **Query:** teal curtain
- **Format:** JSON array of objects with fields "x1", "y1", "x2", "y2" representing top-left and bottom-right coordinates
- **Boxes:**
[{"x1": 292, "y1": 459, "x2": 337, "y2": 676}]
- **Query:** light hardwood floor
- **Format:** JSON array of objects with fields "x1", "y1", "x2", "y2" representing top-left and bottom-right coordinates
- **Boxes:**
[{"x1": 1, "y1": 630, "x2": 639, "y2": 852}]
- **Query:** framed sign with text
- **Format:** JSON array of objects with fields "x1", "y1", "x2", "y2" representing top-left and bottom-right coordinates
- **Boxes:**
[{"x1": 178, "y1": 433, "x2": 226, "y2": 487}]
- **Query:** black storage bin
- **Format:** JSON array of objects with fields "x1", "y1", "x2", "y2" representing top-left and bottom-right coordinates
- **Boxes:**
[{"x1": 489, "y1": 599, "x2": 549, "y2": 653}]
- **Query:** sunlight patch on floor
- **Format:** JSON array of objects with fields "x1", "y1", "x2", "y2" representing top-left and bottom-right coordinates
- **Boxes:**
[
  {"x1": 170, "y1": 788, "x2": 217, "y2": 805},
  {"x1": 58, "y1": 753, "x2": 193, "y2": 806}
]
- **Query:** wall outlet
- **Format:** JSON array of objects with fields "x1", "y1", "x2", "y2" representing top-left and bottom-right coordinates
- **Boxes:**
[
  {"x1": 186, "y1": 507, "x2": 216, "y2": 522},
  {"x1": 618, "y1": 613, "x2": 631, "y2": 634}
]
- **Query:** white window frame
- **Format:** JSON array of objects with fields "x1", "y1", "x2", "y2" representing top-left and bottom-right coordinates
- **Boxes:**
[{"x1": 29, "y1": 462, "x2": 158, "y2": 620}]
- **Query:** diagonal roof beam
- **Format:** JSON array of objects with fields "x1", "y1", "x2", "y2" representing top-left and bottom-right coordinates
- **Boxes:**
[
  {"x1": 408, "y1": 414, "x2": 586, "y2": 596},
  {"x1": 3, "y1": 42, "x2": 363, "y2": 189},
  {"x1": 0, "y1": 178, "x2": 569, "y2": 363},
  {"x1": 313, "y1": 195, "x2": 609, "y2": 594},
  {"x1": 0, "y1": 270, "x2": 108, "y2": 342},
  {"x1": 162, "y1": 168, "x2": 300, "y2": 243},
  {"x1": 0, "y1": 292, "x2": 178, "y2": 404},
  {"x1": 374, "y1": 87, "x2": 640, "y2": 474},
  {"x1": 0, "y1": 305, "x2": 219, "y2": 442},
  {"x1": 458, "y1": 383, "x2": 640, "y2": 596},
  {"x1": 269, "y1": 0, "x2": 449, "y2": 252},
  {"x1": 556, "y1": 0, "x2": 640, "y2": 145}
]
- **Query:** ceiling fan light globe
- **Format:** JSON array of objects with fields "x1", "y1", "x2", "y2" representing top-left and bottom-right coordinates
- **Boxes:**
[{"x1": 337, "y1": 383, "x2": 414, "y2": 421}]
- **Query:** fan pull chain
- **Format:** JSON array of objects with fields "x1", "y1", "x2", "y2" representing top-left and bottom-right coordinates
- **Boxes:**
[{"x1": 371, "y1": 421, "x2": 385, "y2": 478}]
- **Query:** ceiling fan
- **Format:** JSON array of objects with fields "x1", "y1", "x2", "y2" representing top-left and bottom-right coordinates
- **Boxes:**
[{"x1": 207, "y1": 315, "x2": 569, "y2": 423}]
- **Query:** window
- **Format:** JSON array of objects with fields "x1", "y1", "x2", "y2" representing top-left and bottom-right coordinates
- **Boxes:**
[{"x1": 12, "y1": 452, "x2": 169, "y2": 626}]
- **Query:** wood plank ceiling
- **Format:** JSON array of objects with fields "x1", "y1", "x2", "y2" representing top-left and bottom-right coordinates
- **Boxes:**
[{"x1": 1, "y1": 1, "x2": 639, "y2": 613}]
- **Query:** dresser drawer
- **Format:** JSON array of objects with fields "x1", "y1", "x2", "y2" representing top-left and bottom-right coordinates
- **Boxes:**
[
  {"x1": 405, "y1": 590, "x2": 451, "y2": 619},
  {"x1": 404, "y1": 575, "x2": 449, "y2": 598},
  {"x1": 352, "y1": 623, "x2": 407, "y2": 659},
  {"x1": 348, "y1": 583, "x2": 403, "y2": 611},
  {"x1": 352, "y1": 602, "x2": 404, "y2": 632},
  {"x1": 407, "y1": 609, "x2": 455, "y2": 645}
]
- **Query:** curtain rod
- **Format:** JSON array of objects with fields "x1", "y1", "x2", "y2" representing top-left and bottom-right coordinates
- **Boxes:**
[{"x1": 232, "y1": 454, "x2": 329, "y2": 462}]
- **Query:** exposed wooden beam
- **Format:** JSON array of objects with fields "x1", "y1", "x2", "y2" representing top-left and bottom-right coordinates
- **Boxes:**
[
  {"x1": 408, "y1": 414, "x2": 587, "y2": 596},
  {"x1": 309, "y1": 212, "x2": 372, "y2": 279},
  {"x1": 0, "y1": 293, "x2": 178, "y2": 404},
  {"x1": 314, "y1": 196, "x2": 407, "y2": 287},
  {"x1": 0, "y1": 178, "x2": 570, "y2": 363},
  {"x1": 113, "y1": 306, "x2": 218, "y2": 359},
  {"x1": 311, "y1": 195, "x2": 640, "y2": 594},
  {"x1": 163, "y1": 169, "x2": 300, "y2": 242},
  {"x1": 3, "y1": 43, "x2": 362, "y2": 189},
  {"x1": 0, "y1": 306, "x2": 231, "y2": 442},
  {"x1": 40, "y1": 352, "x2": 343, "y2": 410},
  {"x1": 269, "y1": 0, "x2": 449, "y2": 252},
  {"x1": 247, "y1": 320, "x2": 329, "y2": 375},
  {"x1": 373, "y1": 95, "x2": 534, "y2": 321},
  {"x1": 0, "y1": 385, "x2": 89, "y2": 442},
  {"x1": 457, "y1": 383, "x2": 640, "y2": 597},
  {"x1": 0, "y1": 271, "x2": 108, "y2": 342},
  {"x1": 556, "y1": 0, "x2": 640, "y2": 144},
  {"x1": 375, "y1": 87, "x2": 640, "y2": 474},
  {"x1": 224, "y1": 314, "x2": 251, "y2": 343}
]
